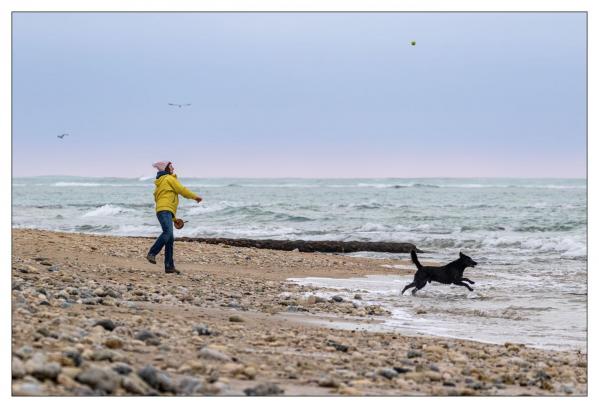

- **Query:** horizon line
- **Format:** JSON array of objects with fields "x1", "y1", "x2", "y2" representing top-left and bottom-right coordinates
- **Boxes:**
[{"x1": 11, "y1": 174, "x2": 588, "y2": 180}]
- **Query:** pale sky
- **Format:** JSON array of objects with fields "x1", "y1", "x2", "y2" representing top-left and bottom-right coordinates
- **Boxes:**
[{"x1": 12, "y1": 12, "x2": 586, "y2": 178}]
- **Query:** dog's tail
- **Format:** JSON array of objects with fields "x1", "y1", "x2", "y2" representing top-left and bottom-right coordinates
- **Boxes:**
[{"x1": 410, "y1": 250, "x2": 422, "y2": 269}]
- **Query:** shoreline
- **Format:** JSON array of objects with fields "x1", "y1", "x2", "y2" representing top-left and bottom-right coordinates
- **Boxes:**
[{"x1": 11, "y1": 228, "x2": 587, "y2": 396}]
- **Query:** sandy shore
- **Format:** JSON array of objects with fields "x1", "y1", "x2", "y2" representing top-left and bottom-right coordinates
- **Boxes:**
[{"x1": 11, "y1": 229, "x2": 587, "y2": 396}]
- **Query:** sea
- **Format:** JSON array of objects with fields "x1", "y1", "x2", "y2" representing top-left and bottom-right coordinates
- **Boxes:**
[{"x1": 12, "y1": 176, "x2": 587, "y2": 351}]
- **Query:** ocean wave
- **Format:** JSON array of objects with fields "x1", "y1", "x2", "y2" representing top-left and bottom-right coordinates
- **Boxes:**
[
  {"x1": 415, "y1": 306, "x2": 527, "y2": 321},
  {"x1": 513, "y1": 221, "x2": 585, "y2": 232},
  {"x1": 182, "y1": 224, "x2": 302, "y2": 238},
  {"x1": 460, "y1": 225, "x2": 506, "y2": 232},
  {"x1": 74, "y1": 224, "x2": 114, "y2": 232},
  {"x1": 53, "y1": 182, "x2": 149, "y2": 187},
  {"x1": 82, "y1": 204, "x2": 136, "y2": 217}
]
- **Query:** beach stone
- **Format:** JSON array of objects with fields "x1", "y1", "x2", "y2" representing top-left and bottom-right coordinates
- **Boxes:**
[
  {"x1": 134, "y1": 329, "x2": 156, "y2": 341},
  {"x1": 198, "y1": 347, "x2": 232, "y2": 362},
  {"x1": 76, "y1": 367, "x2": 121, "y2": 394},
  {"x1": 560, "y1": 384, "x2": 575, "y2": 394},
  {"x1": 19, "y1": 265, "x2": 37, "y2": 273},
  {"x1": 378, "y1": 367, "x2": 398, "y2": 379},
  {"x1": 286, "y1": 305, "x2": 308, "y2": 312},
  {"x1": 93, "y1": 319, "x2": 116, "y2": 331},
  {"x1": 242, "y1": 366, "x2": 257, "y2": 380},
  {"x1": 12, "y1": 357, "x2": 26, "y2": 379},
  {"x1": 339, "y1": 385, "x2": 362, "y2": 395},
  {"x1": 12, "y1": 382, "x2": 45, "y2": 396},
  {"x1": 177, "y1": 376, "x2": 204, "y2": 395},
  {"x1": 121, "y1": 374, "x2": 153, "y2": 395},
  {"x1": 112, "y1": 363, "x2": 133, "y2": 376},
  {"x1": 137, "y1": 365, "x2": 176, "y2": 393},
  {"x1": 407, "y1": 350, "x2": 423, "y2": 359},
  {"x1": 318, "y1": 376, "x2": 340, "y2": 388},
  {"x1": 243, "y1": 382, "x2": 284, "y2": 396},
  {"x1": 104, "y1": 337, "x2": 124, "y2": 349},
  {"x1": 15, "y1": 345, "x2": 34, "y2": 360},
  {"x1": 193, "y1": 324, "x2": 213, "y2": 336},
  {"x1": 25, "y1": 353, "x2": 61, "y2": 381},
  {"x1": 353, "y1": 294, "x2": 363, "y2": 300},
  {"x1": 47, "y1": 266, "x2": 60, "y2": 272},
  {"x1": 90, "y1": 349, "x2": 123, "y2": 362},
  {"x1": 100, "y1": 297, "x2": 117, "y2": 306},
  {"x1": 331, "y1": 295, "x2": 343, "y2": 302},
  {"x1": 57, "y1": 372, "x2": 81, "y2": 388},
  {"x1": 326, "y1": 339, "x2": 349, "y2": 352},
  {"x1": 229, "y1": 315, "x2": 244, "y2": 323},
  {"x1": 61, "y1": 349, "x2": 82, "y2": 367}
]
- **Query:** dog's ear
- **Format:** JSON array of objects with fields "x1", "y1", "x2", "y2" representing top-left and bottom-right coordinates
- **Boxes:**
[{"x1": 459, "y1": 251, "x2": 464, "y2": 258}]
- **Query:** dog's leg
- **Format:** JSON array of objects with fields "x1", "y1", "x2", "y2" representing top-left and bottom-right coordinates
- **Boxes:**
[
  {"x1": 401, "y1": 282, "x2": 416, "y2": 295},
  {"x1": 461, "y1": 278, "x2": 475, "y2": 284},
  {"x1": 411, "y1": 280, "x2": 427, "y2": 295},
  {"x1": 453, "y1": 281, "x2": 473, "y2": 291}
]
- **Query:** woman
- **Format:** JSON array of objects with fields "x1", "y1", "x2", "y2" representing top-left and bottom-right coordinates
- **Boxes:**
[{"x1": 147, "y1": 161, "x2": 202, "y2": 274}]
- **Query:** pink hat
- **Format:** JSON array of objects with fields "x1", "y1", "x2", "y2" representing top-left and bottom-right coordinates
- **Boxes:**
[{"x1": 152, "y1": 161, "x2": 171, "y2": 171}]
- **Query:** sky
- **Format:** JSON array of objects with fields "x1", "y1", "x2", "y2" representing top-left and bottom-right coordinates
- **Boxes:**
[{"x1": 12, "y1": 12, "x2": 586, "y2": 178}]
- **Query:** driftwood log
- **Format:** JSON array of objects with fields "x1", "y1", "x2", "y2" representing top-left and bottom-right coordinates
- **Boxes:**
[{"x1": 176, "y1": 237, "x2": 422, "y2": 254}]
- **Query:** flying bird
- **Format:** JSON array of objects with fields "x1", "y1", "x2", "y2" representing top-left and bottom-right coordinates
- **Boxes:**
[
  {"x1": 57, "y1": 133, "x2": 68, "y2": 139},
  {"x1": 168, "y1": 103, "x2": 192, "y2": 108},
  {"x1": 410, "y1": 40, "x2": 416, "y2": 46}
]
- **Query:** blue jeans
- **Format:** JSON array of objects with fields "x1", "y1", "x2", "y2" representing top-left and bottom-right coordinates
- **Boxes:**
[{"x1": 148, "y1": 211, "x2": 175, "y2": 269}]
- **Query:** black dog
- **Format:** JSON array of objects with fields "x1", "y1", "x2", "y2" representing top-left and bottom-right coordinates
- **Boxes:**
[{"x1": 401, "y1": 250, "x2": 478, "y2": 295}]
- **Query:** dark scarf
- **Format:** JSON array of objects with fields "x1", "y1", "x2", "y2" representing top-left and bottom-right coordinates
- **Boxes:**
[{"x1": 156, "y1": 170, "x2": 169, "y2": 179}]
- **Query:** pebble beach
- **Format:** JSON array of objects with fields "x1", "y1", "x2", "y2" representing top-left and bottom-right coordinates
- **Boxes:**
[{"x1": 11, "y1": 229, "x2": 587, "y2": 396}]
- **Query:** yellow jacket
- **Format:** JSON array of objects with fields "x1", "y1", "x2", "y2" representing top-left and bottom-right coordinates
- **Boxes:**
[{"x1": 153, "y1": 174, "x2": 198, "y2": 218}]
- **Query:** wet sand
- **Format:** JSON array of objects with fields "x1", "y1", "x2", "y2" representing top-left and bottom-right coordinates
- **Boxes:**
[{"x1": 11, "y1": 229, "x2": 587, "y2": 396}]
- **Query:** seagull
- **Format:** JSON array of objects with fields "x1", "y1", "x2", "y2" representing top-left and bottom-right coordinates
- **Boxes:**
[
  {"x1": 168, "y1": 103, "x2": 192, "y2": 108},
  {"x1": 57, "y1": 133, "x2": 68, "y2": 139}
]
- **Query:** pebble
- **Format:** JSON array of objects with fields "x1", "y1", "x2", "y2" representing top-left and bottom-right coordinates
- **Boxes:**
[
  {"x1": 19, "y1": 265, "x2": 38, "y2": 273},
  {"x1": 137, "y1": 365, "x2": 176, "y2": 393},
  {"x1": 331, "y1": 295, "x2": 343, "y2": 302},
  {"x1": 407, "y1": 350, "x2": 423, "y2": 359},
  {"x1": 177, "y1": 376, "x2": 204, "y2": 395},
  {"x1": 12, "y1": 382, "x2": 45, "y2": 396},
  {"x1": 121, "y1": 374, "x2": 152, "y2": 395},
  {"x1": 76, "y1": 367, "x2": 121, "y2": 394},
  {"x1": 93, "y1": 319, "x2": 116, "y2": 331},
  {"x1": 229, "y1": 315, "x2": 244, "y2": 323},
  {"x1": 62, "y1": 350, "x2": 82, "y2": 367},
  {"x1": 104, "y1": 337, "x2": 124, "y2": 349},
  {"x1": 15, "y1": 345, "x2": 34, "y2": 360},
  {"x1": 12, "y1": 357, "x2": 26, "y2": 379},
  {"x1": 244, "y1": 382, "x2": 285, "y2": 396},
  {"x1": 25, "y1": 353, "x2": 62, "y2": 381},
  {"x1": 326, "y1": 339, "x2": 349, "y2": 352},
  {"x1": 112, "y1": 363, "x2": 133, "y2": 375},
  {"x1": 198, "y1": 347, "x2": 232, "y2": 362},
  {"x1": 242, "y1": 366, "x2": 257, "y2": 379},
  {"x1": 135, "y1": 330, "x2": 161, "y2": 345},
  {"x1": 193, "y1": 324, "x2": 213, "y2": 336},
  {"x1": 318, "y1": 376, "x2": 340, "y2": 388},
  {"x1": 378, "y1": 367, "x2": 398, "y2": 379}
]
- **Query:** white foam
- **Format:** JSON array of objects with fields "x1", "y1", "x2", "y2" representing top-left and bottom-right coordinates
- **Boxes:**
[{"x1": 82, "y1": 204, "x2": 135, "y2": 217}]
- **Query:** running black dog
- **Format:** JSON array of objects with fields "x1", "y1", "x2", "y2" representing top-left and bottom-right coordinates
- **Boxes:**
[{"x1": 401, "y1": 250, "x2": 478, "y2": 295}]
